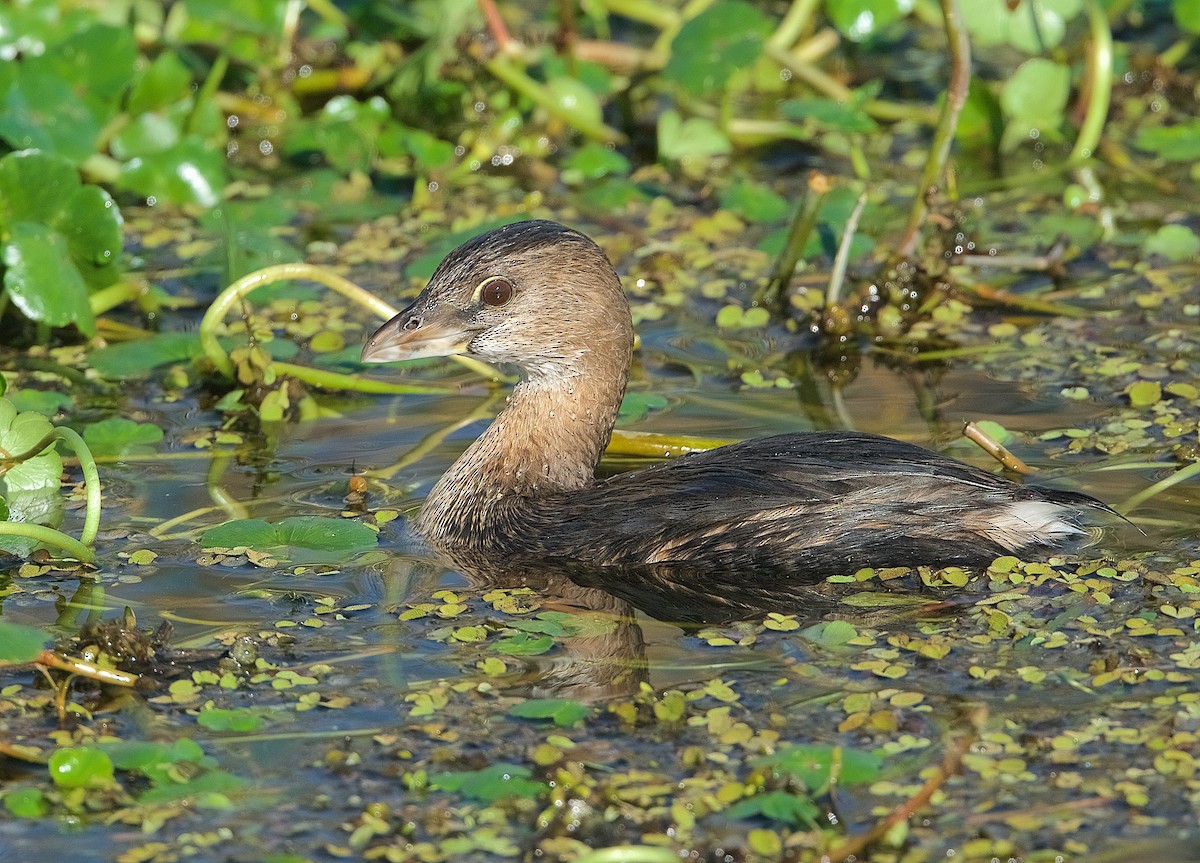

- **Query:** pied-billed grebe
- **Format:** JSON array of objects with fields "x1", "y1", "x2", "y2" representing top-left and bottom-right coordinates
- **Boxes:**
[{"x1": 362, "y1": 220, "x2": 1109, "y2": 578}]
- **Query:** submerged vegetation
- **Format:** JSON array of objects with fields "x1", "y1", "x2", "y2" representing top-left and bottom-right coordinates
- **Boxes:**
[{"x1": 1, "y1": 0, "x2": 1200, "y2": 860}]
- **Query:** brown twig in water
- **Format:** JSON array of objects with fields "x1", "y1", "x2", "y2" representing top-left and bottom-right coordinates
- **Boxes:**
[
  {"x1": 826, "y1": 704, "x2": 986, "y2": 862},
  {"x1": 962, "y1": 421, "x2": 1036, "y2": 474},
  {"x1": 34, "y1": 650, "x2": 139, "y2": 687}
]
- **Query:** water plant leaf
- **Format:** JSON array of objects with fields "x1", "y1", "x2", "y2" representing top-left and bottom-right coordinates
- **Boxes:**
[
  {"x1": 3, "y1": 787, "x2": 48, "y2": 818},
  {"x1": 0, "y1": 397, "x2": 61, "y2": 492},
  {"x1": 509, "y1": 698, "x2": 590, "y2": 727},
  {"x1": 618, "y1": 392, "x2": 669, "y2": 422},
  {"x1": 2, "y1": 222, "x2": 95, "y2": 335},
  {"x1": 825, "y1": 0, "x2": 914, "y2": 42},
  {"x1": 200, "y1": 516, "x2": 379, "y2": 557},
  {"x1": 99, "y1": 738, "x2": 207, "y2": 772},
  {"x1": 754, "y1": 743, "x2": 883, "y2": 788},
  {"x1": 781, "y1": 97, "x2": 878, "y2": 134},
  {"x1": 48, "y1": 747, "x2": 115, "y2": 789},
  {"x1": 657, "y1": 110, "x2": 731, "y2": 163},
  {"x1": 562, "y1": 143, "x2": 631, "y2": 183},
  {"x1": 0, "y1": 67, "x2": 100, "y2": 162},
  {"x1": 664, "y1": 1, "x2": 772, "y2": 97},
  {"x1": 1142, "y1": 224, "x2": 1200, "y2": 262},
  {"x1": 119, "y1": 139, "x2": 225, "y2": 207},
  {"x1": 719, "y1": 181, "x2": 789, "y2": 223},
  {"x1": 82, "y1": 417, "x2": 164, "y2": 458},
  {"x1": 0, "y1": 620, "x2": 50, "y2": 662},
  {"x1": 196, "y1": 706, "x2": 266, "y2": 732},
  {"x1": 725, "y1": 789, "x2": 820, "y2": 825},
  {"x1": 1000, "y1": 59, "x2": 1069, "y2": 149},
  {"x1": 429, "y1": 763, "x2": 547, "y2": 802},
  {"x1": 493, "y1": 633, "x2": 555, "y2": 655},
  {"x1": 89, "y1": 332, "x2": 203, "y2": 378},
  {"x1": 0, "y1": 149, "x2": 123, "y2": 332},
  {"x1": 1134, "y1": 122, "x2": 1200, "y2": 161}
]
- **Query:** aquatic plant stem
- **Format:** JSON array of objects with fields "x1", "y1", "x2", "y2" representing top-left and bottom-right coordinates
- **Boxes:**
[
  {"x1": 199, "y1": 263, "x2": 499, "y2": 390},
  {"x1": 1070, "y1": 0, "x2": 1113, "y2": 162},
  {"x1": 0, "y1": 524, "x2": 94, "y2": 563},
  {"x1": 896, "y1": 0, "x2": 970, "y2": 260},
  {"x1": 1, "y1": 426, "x2": 102, "y2": 550},
  {"x1": 825, "y1": 192, "x2": 868, "y2": 308},
  {"x1": 767, "y1": 0, "x2": 821, "y2": 51},
  {"x1": 1115, "y1": 460, "x2": 1200, "y2": 516},
  {"x1": 33, "y1": 649, "x2": 137, "y2": 686},
  {"x1": 756, "y1": 174, "x2": 828, "y2": 313},
  {"x1": 962, "y1": 421, "x2": 1034, "y2": 474}
]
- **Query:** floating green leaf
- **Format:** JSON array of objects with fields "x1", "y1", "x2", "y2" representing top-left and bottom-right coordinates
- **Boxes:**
[
  {"x1": 509, "y1": 698, "x2": 590, "y2": 727},
  {"x1": 48, "y1": 747, "x2": 115, "y2": 789},
  {"x1": 89, "y1": 332, "x2": 203, "y2": 378},
  {"x1": 82, "y1": 417, "x2": 164, "y2": 458},
  {"x1": 196, "y1": 706, "x2": 266, "y2": 732},
  {"x1": 754, "y1": 743, "x2": 883, "y2": 789},
  {"x1": 200, "y1": 516, "x2": 379, "y2": 560},
  {"x1": 429, "y1": 763, "x2": 547, "y2": 802},
  {"x1": 724, "y1": 789, "x2": 820, "y2": 825},
  {"x1": 493, "y1": 632, "x2": 555, "y2": 655},
  {"x1": 3, "y1": 787, "x2": 49, "y2": 818},
  {"x1": 1142, "y1": 224, "x2": 1200, "y2": 262}
]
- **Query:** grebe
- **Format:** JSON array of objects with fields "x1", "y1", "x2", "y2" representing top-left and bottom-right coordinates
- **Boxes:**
[{"x1": 362, "y1": 220, "x2": 1108, "y2": 578}]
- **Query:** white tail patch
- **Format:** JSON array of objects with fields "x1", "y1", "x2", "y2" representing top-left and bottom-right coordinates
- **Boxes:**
[{"x1": 985, "y1": 501, "x2": 1085, "y2": 548}]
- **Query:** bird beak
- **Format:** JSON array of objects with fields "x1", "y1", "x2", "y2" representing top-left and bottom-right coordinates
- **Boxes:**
[{"x1": 361, "y1": 303, "x2": 471, "y2": 364}]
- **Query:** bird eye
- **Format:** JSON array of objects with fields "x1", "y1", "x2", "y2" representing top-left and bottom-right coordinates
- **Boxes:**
[{"x1": 478, "y1": 276, "x2": 514, "y2": 308}]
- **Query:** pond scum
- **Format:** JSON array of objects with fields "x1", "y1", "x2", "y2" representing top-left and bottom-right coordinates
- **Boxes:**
[{"x1": 2, "y1": 0, "x2": 1200, "y2": 861}]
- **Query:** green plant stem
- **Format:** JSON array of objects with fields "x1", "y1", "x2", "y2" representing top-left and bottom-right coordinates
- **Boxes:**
[
  {"x1": 1160, "y1": 36, "x2": 1194, "y2": 68},
  {"x1": 607, "y1": 429, "x2": 734, "y2": 458},
  {"x1": 1116, "y1": 460, "x2": 1200, "y2": 516},
  {"x1": 767, "y1": 0, "x2": 821, "y2": 50},
  {"x1": 190, "y1": 53, "x2": 229, "y2": 136},
  {"x1": 764, "y1": 44, "x2": 938, "y2": 125},
  {"x1": 272, "y1": 361, "x2": 456, "y2": 395},
  {"x1": 89, "y1": 279, "x2": 145, "y2": 316},
  {"x1": 598, "y1": 0, "x2": 679, "y2": 30},
  {"x1": 896, "y1": 0, "x2": 970, "y2": 259},
  {"x1": 201, "y1": 264, "x2": 393, "y2": 377},
  {"x1": 0, "y1": 524, "x2": 94, "y2": 563},
  {"x1": 484, "y1": 55, "x2": 625, "y2": 143},
  {"x1": 1070, "y1": 0, "x2": 1112, "y2": 161},
  {"x1": 2, "y1": 427, "x2": 102, "y2": 548},
  {"x1": 756, "y1": 179, "x2": 827, "y2": 313},
  {"x1": 200, "y1": 263, "x2": 500, "y2": 389},
  {"x1": 826, "y1": 191, "x2": 869, "y2": 308},
  {"x1": 53, "y1": 427, "x2": 101, "y2": 546}
]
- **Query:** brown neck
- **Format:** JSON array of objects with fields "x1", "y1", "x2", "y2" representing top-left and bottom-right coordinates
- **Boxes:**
[{"x1": 416, "y1": 353, "x2": 630, "y2": 545}]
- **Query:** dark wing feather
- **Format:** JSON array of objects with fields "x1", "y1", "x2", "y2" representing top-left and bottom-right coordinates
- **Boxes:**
[{"x1": 516, "y1": 432, "x2": 1108, "y2": 579}]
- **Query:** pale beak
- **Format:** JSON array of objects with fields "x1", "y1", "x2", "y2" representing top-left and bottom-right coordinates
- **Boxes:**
[{"x1": 361, "y1": 303, "x2": 470, "y2": 364}]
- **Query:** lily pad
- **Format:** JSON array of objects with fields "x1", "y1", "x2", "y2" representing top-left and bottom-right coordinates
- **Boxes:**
[
  {"x1": 724, "y1": 789, "x2": 820, "y2": 826},
  {"x1": 509, "y1": 698, "x2": 590, "y2": 727},
  {"x1": 200, "y1": 516, "x2": 379, "y2": 562},
  {"x1": 81, "y1": 418, "x2": 164, "y2": 458}
]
